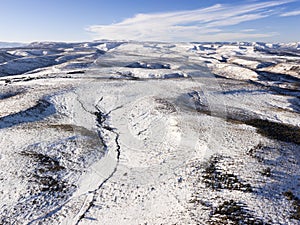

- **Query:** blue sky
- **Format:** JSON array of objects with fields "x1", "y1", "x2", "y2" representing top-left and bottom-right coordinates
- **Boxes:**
[{"x1": 0, "y1": 0, "x2": 299, "y2": 43}]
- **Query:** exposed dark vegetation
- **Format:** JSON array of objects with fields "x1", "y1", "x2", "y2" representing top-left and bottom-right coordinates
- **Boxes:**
[
  {"x1": 245, "y1": 119, "x2": 300, "y2": 145},
  {"x1": 20, "y1": 151, "x2": 67, "y2": 192},
  {"x1": 246, "y1": 142, "x2": 265, "y2": 162},
  {"x1": 226, "y1": 115, "x2": 300, "y2": 145},
  {"x1": 260, "y1": 167, "x2": 272, "y2": 177},
  {"x1": 47, "y1": 123, "x2": 75, "y2": 132},
  {"x1": 202, "y1": 155, "x2": 252, "y2": 192},
  {"x1": 66, "y1": 70, "x2": 85, "y2": 74},
  {"x1": 0, "y1": 150, "x2": 75, "y2": 225},
  {"x1": 219, "y1": 113, "x2": 300, "y2": 145},
  {"x1": 155, "y1": 98, "x2": 177, "y2": 113},
  {"x1": 20, "y1": 151, "x2": 65, "y2": 172},
  {"x1": 185, "y1": 88, "x2": 300, "y2": 145},
  {"x1": 209, "y1": 200, "x2": 269, "y2": 225},
  {"x1": 283, "y1": 191, "x2": 300, "y2": 220}
]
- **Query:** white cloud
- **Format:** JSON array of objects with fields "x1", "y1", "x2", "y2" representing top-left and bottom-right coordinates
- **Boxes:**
[
  {"x1": 280, "y1": 9, "x2": 300, "y2": 16},
  {"x1": 87, "y1": 0, "x2": 294, "y2": 42},
  {"x1": 242, "y1": 29, "x2": 256, "y2": 32}
]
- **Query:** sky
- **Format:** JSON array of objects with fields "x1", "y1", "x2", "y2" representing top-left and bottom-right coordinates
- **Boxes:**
[{"x1": 0, "y1": 0, "x2": 299, "y2": 43}]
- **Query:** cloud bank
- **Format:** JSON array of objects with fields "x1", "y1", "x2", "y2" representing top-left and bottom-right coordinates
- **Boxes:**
[
  {"x1": 87, "y1": 0, "x2": 294, "y2": 42},
  {"x1": 280, "y1": 9, "x2": 300, "y2": 16}
]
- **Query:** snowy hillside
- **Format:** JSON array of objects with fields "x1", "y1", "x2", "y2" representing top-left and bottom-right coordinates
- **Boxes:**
[{"x1": 0, "y1": 41, "x2": 299, "y2": 225}]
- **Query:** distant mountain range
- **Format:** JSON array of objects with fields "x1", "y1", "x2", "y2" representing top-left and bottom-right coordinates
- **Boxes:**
[{"x1": 0, "y1": 41, "x2": 26, "y2": 48}]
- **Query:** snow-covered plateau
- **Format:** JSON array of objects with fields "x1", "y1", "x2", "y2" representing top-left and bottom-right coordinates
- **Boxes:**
[{"x1": 0, "y1": 41, "x2": 299, "y2": 225}]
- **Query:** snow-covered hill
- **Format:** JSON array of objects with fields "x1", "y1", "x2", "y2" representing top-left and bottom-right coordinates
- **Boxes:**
[{"x1": 0, "y1": 41, "x2": 299, "y2": 225}]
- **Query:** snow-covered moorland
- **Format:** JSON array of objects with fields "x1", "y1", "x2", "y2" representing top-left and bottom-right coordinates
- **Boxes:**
[{"x1": 0, "y1": 41, "x2": 299, "y2": 225}]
